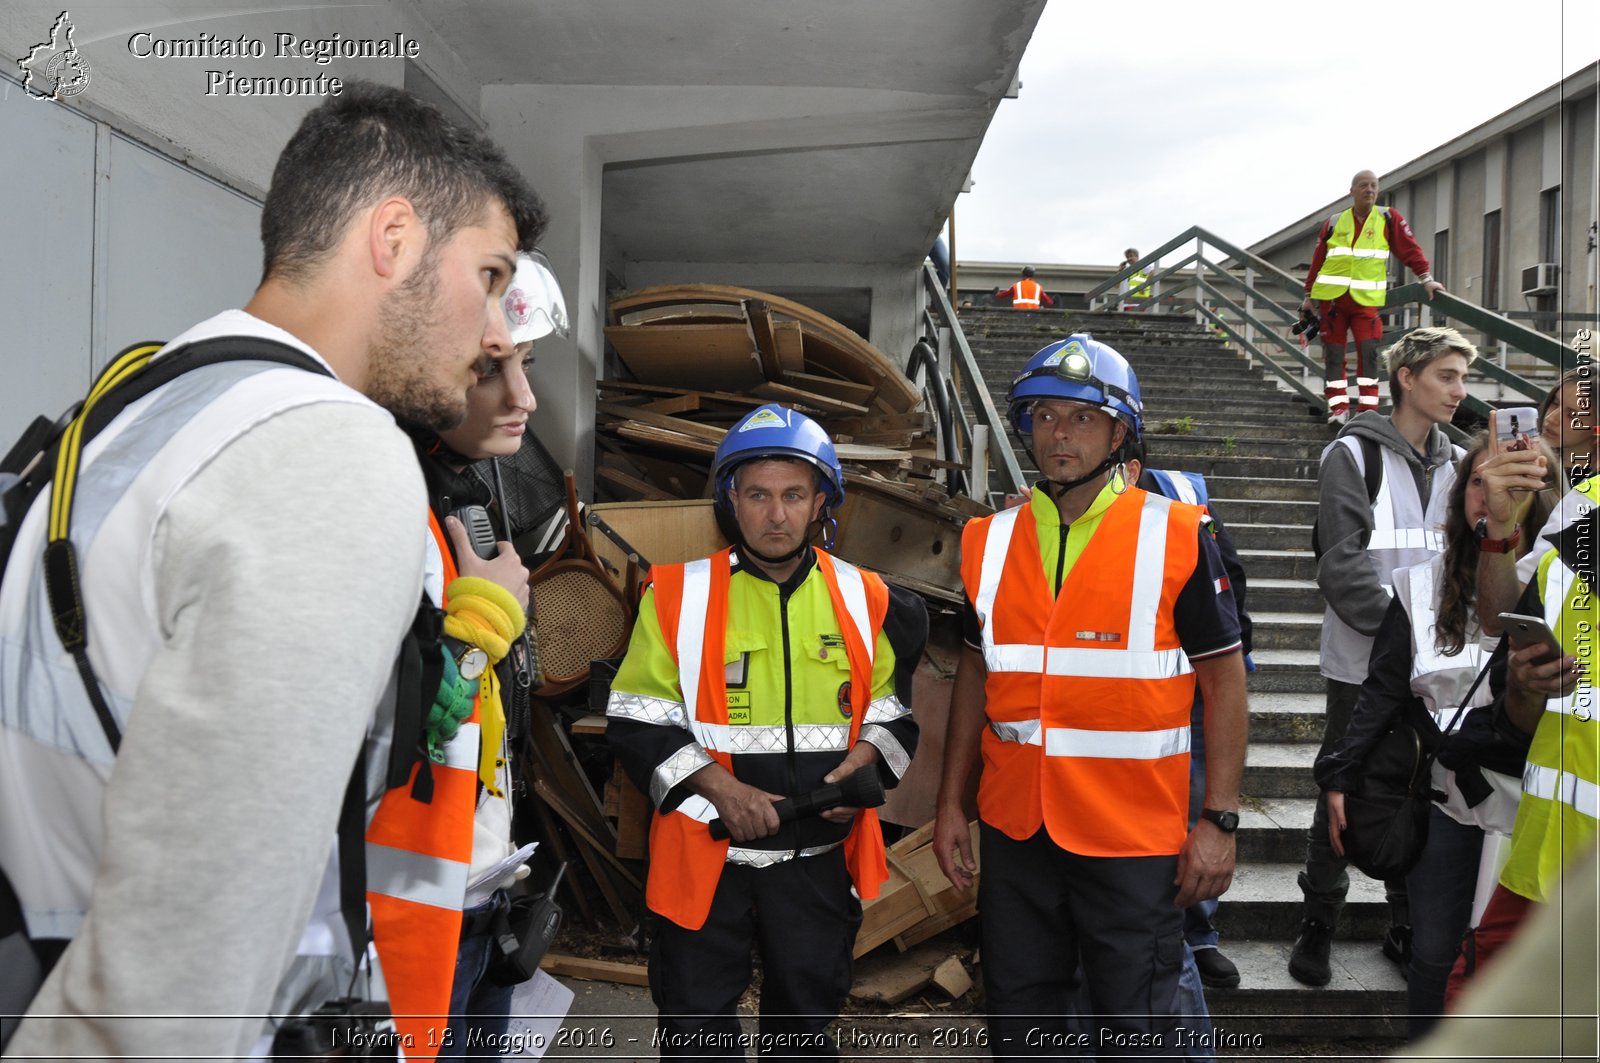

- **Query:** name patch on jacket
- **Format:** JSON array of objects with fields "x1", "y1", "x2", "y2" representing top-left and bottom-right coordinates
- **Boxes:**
[
  {"x1": 1075, "y1": 631, "x2": 1123, "y2": 643},
  {"x1": 818, "y1": 633, "x2": 845, "y2": 661}
]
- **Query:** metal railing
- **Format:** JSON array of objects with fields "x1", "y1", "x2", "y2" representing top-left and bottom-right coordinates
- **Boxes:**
[
  {"x1": 1084, "y1": 225, "x2": 1596, "y2": 433},
  {"x1": 916, "y1": 262, "x2": 1026, "y2": 504}
]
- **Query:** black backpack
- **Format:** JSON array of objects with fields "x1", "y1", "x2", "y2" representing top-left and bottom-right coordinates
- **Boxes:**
[{"x1": 1310, "y1": 434, "x2": 1383, "y2": 559}]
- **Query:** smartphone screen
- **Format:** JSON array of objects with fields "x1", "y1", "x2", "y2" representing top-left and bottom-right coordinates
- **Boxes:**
[{"x1": 1490, "y1": 407, "x2": 1539, "y2": 455}]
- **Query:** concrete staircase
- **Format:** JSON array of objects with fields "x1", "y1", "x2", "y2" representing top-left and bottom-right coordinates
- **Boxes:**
[{"x1": 954, "y1": 305, "x2": 1407, "y2": 1043}]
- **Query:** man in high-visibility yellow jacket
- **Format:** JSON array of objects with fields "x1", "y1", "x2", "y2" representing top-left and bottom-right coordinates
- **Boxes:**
[{"x1": 1302, "y1": 170, "x2": 1445, "y2": 425}]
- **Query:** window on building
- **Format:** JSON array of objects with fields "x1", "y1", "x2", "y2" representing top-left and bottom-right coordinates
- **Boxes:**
[
  {"x1": 1482, "y1": 211, "x2": 1501, "y2": 311},
  {"x1": 1433, "y1": 230, "x2": 1449, "y2": 288},
  {"x1": 1540, "y1": 187, "x2": 1562, "y2": 264}
]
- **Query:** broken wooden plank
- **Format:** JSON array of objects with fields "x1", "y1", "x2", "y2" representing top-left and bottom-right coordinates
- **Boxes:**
[
  {"x1": 540, "y1": 955, "x2": 650, "y2": 988},
  {"x1": 752, "y1": 381, "x2": 870, "y2": 417},
  {"x1": 596, "y1": 401, "x2": 728, "y2": 443},
  {"x1": 778, "y1": 370, "x2": 876, "y2": 407},
  {"x1": 742, "y1": 298, "x2": 785, "y2": 382},
  {"x1": 639, "y1": 394, "x2": 702, "y2": 416},
  {"x1": 571, "y1": 714, "x2": 608, "y2": 737},
  {"x1": 604, "y1": 323, "x2": 764, "y2": 391},
  {"x1": 848, "y1": 946, "x2": 951, "y2": 1005},
  {"x1": 614, "y1": 423, "x2": 716, "y2": 457}
]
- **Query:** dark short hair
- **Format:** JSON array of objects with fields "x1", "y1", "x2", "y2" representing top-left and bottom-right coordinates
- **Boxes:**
[{"x1": 260, "y1": 80, "x2": 547, "y2": 284}]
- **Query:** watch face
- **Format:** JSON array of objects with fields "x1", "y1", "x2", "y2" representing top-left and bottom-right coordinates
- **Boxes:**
[
  {"x1": 457, "y1": 648, "x2": 489, "y2": 681},
  {"x1": 1207, "y1": 809, "x2": 1240, "y2": 833}
]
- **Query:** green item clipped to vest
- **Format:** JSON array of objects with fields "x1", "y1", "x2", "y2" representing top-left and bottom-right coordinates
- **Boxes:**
[{"x1": 425, "y1": 647, "x2": 479, "y2": 764}]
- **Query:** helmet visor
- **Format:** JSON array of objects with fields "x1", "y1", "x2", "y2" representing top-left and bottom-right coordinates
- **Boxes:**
[{"x1": 502, "y1": 250, "x2": 570, "y2": 343}]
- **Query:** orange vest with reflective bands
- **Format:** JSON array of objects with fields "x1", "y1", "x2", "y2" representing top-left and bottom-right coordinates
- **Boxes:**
[
  {"x1": 362, "y1": 508, "x2": 480, "y2": 1060},
  {"x1": 1012, "y1": 279, "x2": 1043, "y2": 308},
  {"x1": 644, "y1": 547, "x2": 890, "y2": 930},
  {"x1": 960, "y1": 488, "x2": 1202, "y2": 856}
]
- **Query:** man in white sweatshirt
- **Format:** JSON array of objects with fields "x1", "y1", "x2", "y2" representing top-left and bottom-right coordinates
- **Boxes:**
[{"x1": 0, "y1": 81, "x2": 547, "y2": 1059}]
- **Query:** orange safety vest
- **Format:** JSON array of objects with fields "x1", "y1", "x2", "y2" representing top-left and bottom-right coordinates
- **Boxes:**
[
  {"x1": 644, "y1": 547, "x2": 890, "y2": 930},
  {"x1": 363, "y1": 508, "x2": 480, "y2": 1060},
  {"x1": 959, "y1": 488, "x2": 1202, "y2": 856},
  {"x1": 1011, "y1": 278, "x2": 1043, "y2": 308}
]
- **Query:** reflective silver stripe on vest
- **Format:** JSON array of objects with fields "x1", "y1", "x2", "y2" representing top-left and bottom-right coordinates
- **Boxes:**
[
  {"x1": 726, "y1": 840, "x2": 843, "y2": 867},
  {"x1": 1523, "y1": 764, "x2": 1600, "y2": 820},
  {"x1": 1321, "y1": 247, "x2": 1392, "y2": 260},
  {"x1": 696, "y1": 722, "x2": 851, "y2": 754},
  {"x1": 1544, "y1": 558, "x2": 1598, "y2": 720},
  {"x1": 607, "y1": 691, "x2": 689, "y2": 728},
  {"x1": 975, "y1": 507, "x2": 1024, "y2": 668},
  {"x1": 365, "y1": 842, "x2": 470, "y2": 910},
  {"x1": 652, "y1": 743, "x2": 714, "y2": 807},
  {"x1": 1127, "y1": 494, "x2": 1171, "y2": 652},
  {"x1": 828, "y1": 556, "x2": 877, "y2": 667},
  {"x1": 991, "y1": 718, "x2": 1043, "y2": 745},
  {"x1": 674, "y1": 794, "x2": 719, "y2": 824},
  {"x1": 864, "y1": 695, "x2": 910, "y2": 723},
  {"x1": 984, "y1": 644, "x2": 1192, "y2": 680},
  {"x1": 675, "y1": 558, "x2": 713, "y2": 721},
  {"x1": 1044, "y1": 725, "x2": 1190, "y2": 760},
  {"x1": 860, "y1": 724, "x2": 911, "y2": 778}
]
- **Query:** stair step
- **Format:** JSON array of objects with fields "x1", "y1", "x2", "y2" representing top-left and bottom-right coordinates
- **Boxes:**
[
  {"x1": 1228, "y1": 524, "x2": 1318, "y2": 551},
  {"x1": 1243, "y1": 742, "x2": 1319, "y2": 797},
  {"x1": 1204, "y1": 942, "x2": 1405, "y2": 1039},
  {"x1": 1209, "y1": 498, "x2": 1318, "y2": 526},
  {"x1": 1209, "y1": 477, "x2": 1318, "y2": 502},
  {"x1": 1246, "y1": 577, "x2": 1324, "y2": 614},
  {"x1": 1236, "y1": 797, "x2": 1317, "y2": 862},
  {"x1": 1246, "y1": 649, "x2": 1323, "y2": 694},
  {"x1": 1143, "y1": 436, "x2": 1326, "y2": 460},
  {"x1": 1243, "y1": 611, "x2": 1322, "y2": 651},
  {"x1": 1237, "y1": 549, "x2": 1318, "y2": 580},
  {"x1": 1218, "y1": 861, "x2": 1394, "y2": 939},
  {"x1": 1247, "y1": 691, "x2": 1326, "y2": 742}
]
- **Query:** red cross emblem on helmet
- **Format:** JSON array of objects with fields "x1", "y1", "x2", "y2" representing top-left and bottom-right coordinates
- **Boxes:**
[{"x1": 506, "y1": 287, "x2": 532, "y2": 325}]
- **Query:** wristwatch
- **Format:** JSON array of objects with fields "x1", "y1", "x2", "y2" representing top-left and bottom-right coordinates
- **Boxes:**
[
  {"x1": 1200, "y1": 808, "x2": 1240, "y2": 833},
  {"x1": 1474, "y1": 517, "x2": 1522, "y2": 554},
  {"x1": 443, "y1": 635, "x2": 489, "y2": 681}
]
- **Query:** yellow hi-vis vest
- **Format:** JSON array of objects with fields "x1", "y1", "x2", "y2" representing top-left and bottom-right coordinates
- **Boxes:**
[
  {"x1": 1127, "y1": 270, "x2": 1152, "y2": 300},
  {"x1": 1310, "y1": 207, "x2": 1391, "y2": 306},
  {"x1": 1500, "y1": 481, "x2": 1600, "y2": 903}
]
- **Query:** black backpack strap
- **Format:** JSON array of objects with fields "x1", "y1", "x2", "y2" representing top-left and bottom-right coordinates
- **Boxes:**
[
  {"x1": 1359, "y1": 435, "x2": 1384, "y2": 504},
  {"x1": 338, "y1": 746, "x2": 370, "y2": 973},
  {"x1": 43, "y1": 337, "x2": 335, "y2": 751}
]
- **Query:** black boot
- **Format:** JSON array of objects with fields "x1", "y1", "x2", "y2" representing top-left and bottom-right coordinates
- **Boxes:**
[
  {"x1": 1382, "y1": 924, "x2": 1412, "y2": 978},
  {"x1": 1288, "y1": 919, "x2": 1335, "y2": 987}
]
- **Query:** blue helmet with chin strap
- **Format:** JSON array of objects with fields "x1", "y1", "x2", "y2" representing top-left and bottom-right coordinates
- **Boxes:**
[
  {"x1": 710, "y1": 404, "x2": 845, "y2": 511},
  {"x1": 1007, "y1": 333, "x2": 1143, "y2": 442}
]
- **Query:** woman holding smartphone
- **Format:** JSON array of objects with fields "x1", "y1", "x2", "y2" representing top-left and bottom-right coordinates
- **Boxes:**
[{"x1": 1314, "y1": 433, "x2": 1548, "y2": 1041}]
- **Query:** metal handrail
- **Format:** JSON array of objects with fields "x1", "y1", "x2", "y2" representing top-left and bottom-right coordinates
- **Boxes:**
[{"x1": 919, "y1": 262, "x2": 1026, "y2": 500}]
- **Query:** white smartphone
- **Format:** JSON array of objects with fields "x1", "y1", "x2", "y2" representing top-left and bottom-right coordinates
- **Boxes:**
[
  {"x1": 1489, "y1": 407, "x2": 1539, "y2": 455},
  {"x1": 1497, "y1": 612, "x2": 1565, "y2": 657}
]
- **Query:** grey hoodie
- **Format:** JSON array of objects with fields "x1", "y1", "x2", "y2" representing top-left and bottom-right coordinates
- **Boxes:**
[{"x1": 1317, "y1": 410, "x2": 1460, "y2": 682}]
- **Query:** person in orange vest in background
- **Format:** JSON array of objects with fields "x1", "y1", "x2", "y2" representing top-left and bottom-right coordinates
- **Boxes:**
[
  {"x1": 607, "y1": 404, "x2": 925, "y2": 1058},
  {"x1": 933, "y1": 335, "x2": 1248, "y2": 1059},
  {"x1": 996, "y1": 265, "x2": 1055, "y2": 309},
  {"x1": 1302, "y1": 169, "x2": 1445, "y2": 426}
]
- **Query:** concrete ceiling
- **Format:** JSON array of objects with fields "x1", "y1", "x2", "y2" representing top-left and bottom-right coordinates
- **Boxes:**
[{"x1": 419, "y1": 0, "x2": 1044, "y2": 267}]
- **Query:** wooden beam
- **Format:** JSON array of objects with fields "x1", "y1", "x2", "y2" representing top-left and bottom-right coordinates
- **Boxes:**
[{"x1": 539, "y1": 955, "x2": 650, "y2": 987}]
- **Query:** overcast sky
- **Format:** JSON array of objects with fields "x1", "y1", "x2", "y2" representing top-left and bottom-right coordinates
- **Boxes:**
[{"x1": 955, "y1": 0, "x2": 1599, "y2": 266}]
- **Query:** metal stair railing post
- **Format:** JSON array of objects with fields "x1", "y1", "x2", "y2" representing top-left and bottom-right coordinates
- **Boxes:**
[{"x1": 920, "y1": 262, "x2": 1026, "y2": 502}]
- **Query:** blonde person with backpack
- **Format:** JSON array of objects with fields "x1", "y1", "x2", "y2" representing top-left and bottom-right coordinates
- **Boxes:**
[{"x1": 1291, "y1": 327, "x2": 1475, "y2": 987}]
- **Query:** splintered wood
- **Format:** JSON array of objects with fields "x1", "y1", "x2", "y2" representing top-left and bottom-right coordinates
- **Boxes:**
[{"x1": 854, "y1": 820, "x2": 979, "y2": 958}]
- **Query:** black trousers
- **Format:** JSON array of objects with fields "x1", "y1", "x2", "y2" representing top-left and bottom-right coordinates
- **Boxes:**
[
  {"x1": 979, "y1": 823, "x2": 1185, "y2": 1060},
  {"x1": 1300, "y1": 679, "x2": 1409, "y2": 927},
  {"x1": 649, "y1": 847, "x2": 861, "y2": 1061}
]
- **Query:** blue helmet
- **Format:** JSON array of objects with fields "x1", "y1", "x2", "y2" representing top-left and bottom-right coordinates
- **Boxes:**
[
  {"x1": 711, "y1": 404, "x2": 845, "y2": 510},
  {"x1": 1007, "y1": 333, "x2": 1143, "y2": 441}
]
